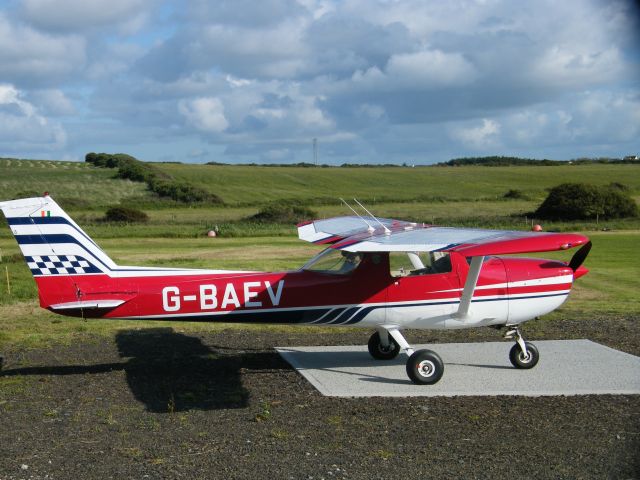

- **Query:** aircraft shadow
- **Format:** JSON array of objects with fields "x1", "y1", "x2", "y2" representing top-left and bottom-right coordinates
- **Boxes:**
[{"x1": 0, "y1": 328, "x2": 288, "y2": 413}]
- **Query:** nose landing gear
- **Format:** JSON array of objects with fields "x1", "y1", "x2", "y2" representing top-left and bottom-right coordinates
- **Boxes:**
[{"x1": 505, "y1": 326, "x2": 539, "y2": 369}]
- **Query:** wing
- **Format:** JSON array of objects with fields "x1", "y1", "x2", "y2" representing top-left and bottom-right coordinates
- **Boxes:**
[
  {"x1": 297, "y1": 216, "x2": 417, "y2": 245},
  {"x1": 299, "y1": 216, "x2": 589, "y2": 255},
  {"x1": 334, "y1": 226, "x2": 589, "y2": 255}
]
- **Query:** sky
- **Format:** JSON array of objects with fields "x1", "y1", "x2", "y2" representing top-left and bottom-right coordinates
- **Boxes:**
[{"x1": 0, "y1": 0, "x2": 639, "y2": 164}]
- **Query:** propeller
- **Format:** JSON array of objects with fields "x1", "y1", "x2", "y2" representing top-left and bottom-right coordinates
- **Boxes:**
[{"x1": 569, "y1": 241, "x2": 592, "y2": 272}]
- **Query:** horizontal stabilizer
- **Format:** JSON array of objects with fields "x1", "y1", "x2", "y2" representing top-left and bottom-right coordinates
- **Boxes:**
[{"x1": 49, "y1": 300, "x2": 125, "y2": 311}]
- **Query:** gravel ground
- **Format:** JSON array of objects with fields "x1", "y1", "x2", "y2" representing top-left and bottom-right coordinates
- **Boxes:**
[{"x1": 0, "y1": 315, "x2": 638, "y2": 479}]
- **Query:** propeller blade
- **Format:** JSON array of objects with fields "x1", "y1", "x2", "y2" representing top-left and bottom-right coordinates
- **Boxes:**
[{"x1": 569, "y1": 241, "x2": 592, "y2": 272}]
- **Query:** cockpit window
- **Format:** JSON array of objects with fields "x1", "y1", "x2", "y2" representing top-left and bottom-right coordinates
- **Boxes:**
[
  {"x1": 389, "y1": 252, "x2": 452, "y2": 277},
  {"x1": 302, "y1": 249, "x2": 363, "y2": 275}
]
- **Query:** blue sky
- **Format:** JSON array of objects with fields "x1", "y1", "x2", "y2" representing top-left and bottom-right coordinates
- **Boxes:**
[{"x1": 0, "y1": 0, "x2": 638, "y2": 164}]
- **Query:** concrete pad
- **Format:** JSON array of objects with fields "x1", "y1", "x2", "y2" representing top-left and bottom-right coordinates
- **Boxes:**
[{"x1": 276, "y1": 340, "x2": 640, "y2": 397}]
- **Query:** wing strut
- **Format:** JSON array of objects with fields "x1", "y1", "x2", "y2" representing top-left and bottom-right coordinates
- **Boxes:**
[{"x1": 456, "y1": 256, "x2": 484, "y2": 319}]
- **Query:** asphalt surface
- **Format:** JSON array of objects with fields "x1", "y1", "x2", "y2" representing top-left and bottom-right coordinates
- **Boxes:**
[
  {"x1": 0, "y1": 316, "x2": 639, "y2": 479},
  {"x1": 277, "y1": 340, "x2": 640, "y2": 397}
]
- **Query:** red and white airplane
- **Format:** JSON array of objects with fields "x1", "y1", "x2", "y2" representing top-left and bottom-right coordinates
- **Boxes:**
[{"x1": 1, "y1": 195, "x2": 591, "y2": 385}]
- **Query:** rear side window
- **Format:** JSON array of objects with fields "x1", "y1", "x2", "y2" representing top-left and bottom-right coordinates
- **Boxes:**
[{"x1": 389, "y1": 252, "x2": 452, "y2": 277}]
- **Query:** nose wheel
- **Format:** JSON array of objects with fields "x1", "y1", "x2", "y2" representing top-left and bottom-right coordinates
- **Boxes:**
[
  {"x1": 505, "y1": 326, "x2": 539, "y2": 369},
  {"x1": 406, "y1": 349, "x2": 444, "y2": 385}
]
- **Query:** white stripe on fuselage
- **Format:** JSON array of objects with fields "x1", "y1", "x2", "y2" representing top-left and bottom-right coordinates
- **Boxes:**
[{"x1": 434, "y1": 274, "x2": 574, "y2": 293}]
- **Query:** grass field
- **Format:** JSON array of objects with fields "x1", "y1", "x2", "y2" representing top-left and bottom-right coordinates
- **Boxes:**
[
  {"x1": 3, "y1": 158, "x2": 639, "y2": 209},
  {"x1": 0, "y1": 158, "x2": 638, "y2": 349},
  {"x1": 155, "y1": 162, "x2": 640, "y2": 206},
  {"x1": 0, "y1": 158, "x2": 152, "y2": 209},
  {"x1": 2, "y1": 158, "x2": 638, "y2": 480},
  {"x1": 0, "y1": 230, "x2": 637, "y2": 349},
  {"x1": 2, "y1": 159, "x2": 639, "y2": 241}
]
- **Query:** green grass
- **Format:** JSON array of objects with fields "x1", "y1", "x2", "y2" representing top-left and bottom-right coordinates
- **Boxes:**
[
  {"x1": 154, "y1": 163, "x2": 640, "y2": 206},
  {"x1": 2, "y1": 159, "x2": 638, "y2": 238},
  {"x1": 0, "y1": 158, "x2": 153, "y2": 209},
  {"x1": 0, "y1": 231, "x2": 637, "y2": 349},
  {"x1": 541, "y1": 231, "x2": 640, "y2": 316},
  {"x1": 0, "y1": 159, "x2": 638, "y2": 349},
  {"x1": 3, "y1": 159, "x2": 638, "y2": 211}
]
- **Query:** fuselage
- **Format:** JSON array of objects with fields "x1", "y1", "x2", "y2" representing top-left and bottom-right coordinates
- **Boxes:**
[{"x1": 36, "y1": 250, "x2": 580, "y2": 330}]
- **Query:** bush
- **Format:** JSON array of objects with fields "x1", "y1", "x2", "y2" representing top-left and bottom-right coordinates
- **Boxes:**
[
  {"x1": 116, "y1": 158, "x2": 157, "y2": 183},
  {"x1": 85, "y1": 152, "x2": 138, "y2": 169},
  {"x1": 149, "y1": 179, "x2": 222, "y2": 204},
  {"x1": 503, "y1": 189, "x2": 526, "y2": 199},
  {"x1": 534, "y1": 183, "x2": 638, "y2": 220},
  {"x1": 103, "y1": 206, "x2": 149, "y2": 223},
  {"x1": 609, "y1": 182, "x2": 629, "y2": 191},
  {"x1": 249, "y1": 203, "x2": 317, "y2": 224}
]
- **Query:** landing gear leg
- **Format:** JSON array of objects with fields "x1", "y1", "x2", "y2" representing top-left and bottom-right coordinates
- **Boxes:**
[
  {"x1": 505, "y1": 325, "x2": 539, "y2": 369},
  {"x1": 380, "y1": 327, "x2": 444, "y2": 385}
]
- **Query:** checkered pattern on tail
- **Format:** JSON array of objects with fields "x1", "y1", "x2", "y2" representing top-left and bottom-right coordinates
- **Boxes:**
[{"x1": 25, "y1": 255, "x2": 102, "y2": 276}]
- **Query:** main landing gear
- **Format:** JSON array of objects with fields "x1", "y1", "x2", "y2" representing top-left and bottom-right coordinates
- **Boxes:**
[
  {"x1": 368, "y1": 324, "x2": 540, "y2": 385},
  {"x1": 367, "y1": 328, "x2": 444, "y2": 385}
]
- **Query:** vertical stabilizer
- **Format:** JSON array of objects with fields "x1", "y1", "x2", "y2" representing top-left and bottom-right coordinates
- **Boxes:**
[{"x1": 0, "y1": 195, "x2": 117, "y2": 277}]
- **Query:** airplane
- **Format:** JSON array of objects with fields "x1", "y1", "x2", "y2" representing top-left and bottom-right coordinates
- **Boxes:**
[{"x1": 0, "y1": 195, "x2": 591, "y2": 385}]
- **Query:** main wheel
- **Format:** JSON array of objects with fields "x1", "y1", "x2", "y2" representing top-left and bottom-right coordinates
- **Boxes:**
[
  {"x1": 406, "y1": 349, "x2": 444, "y2": 385},
  {"x1": 367, "y1": 331, "x2": 400, "y2": 360},
  {"x1": 509, "y1": 342, "x2": 539, "y2": 369}
]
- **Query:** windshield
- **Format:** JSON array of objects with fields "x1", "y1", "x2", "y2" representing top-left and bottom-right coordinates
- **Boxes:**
[{"x1": 302, "y1": 248, "x2": 363, "y2": 275}]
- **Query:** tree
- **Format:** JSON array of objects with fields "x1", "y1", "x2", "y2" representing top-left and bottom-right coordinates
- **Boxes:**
[{"x1": 534, "y1": 183, "x2": 638, "y2": 221}]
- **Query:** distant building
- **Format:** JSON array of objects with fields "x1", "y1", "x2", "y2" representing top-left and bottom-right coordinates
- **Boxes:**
[{"x1": 623, "y1": 155, "x2": 639, "y2": 161}]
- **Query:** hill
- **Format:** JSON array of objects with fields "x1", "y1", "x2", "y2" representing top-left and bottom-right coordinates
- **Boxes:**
[
  {"x1": 4, "y1": 157, "x2": 638, "y2": 209},
  {"x1": 153, "y1": 162, "x2": 640, "y2": 206},
  {"x1": 1, "y1": 158, "x2": 638, "y2": 239},
  {"x1": 0, "y1": 158, "x2": 153, "y2": 209}
]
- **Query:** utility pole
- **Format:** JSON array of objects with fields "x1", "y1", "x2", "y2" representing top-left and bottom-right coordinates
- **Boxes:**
[{"x1": 313, "y1": 138, "x2": 318, "y2": 166}]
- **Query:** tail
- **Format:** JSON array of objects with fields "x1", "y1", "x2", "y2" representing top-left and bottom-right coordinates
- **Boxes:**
[{"x1": 0, "y1": 195, "x2": 125, "y2": 315}]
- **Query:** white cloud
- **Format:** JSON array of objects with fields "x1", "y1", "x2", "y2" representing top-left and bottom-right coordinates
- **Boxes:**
[
  {"x1": 1, "y1": 0, "x2": 637, "y2": 163},
  {"x1": 86, "y1": 42, "x2": 146, "y2": 79},
  {"x1": 450, "y1": 118, "x2": 501, "y2": 150},
  {"x1": 178, "y1": 97, "x2": 229, "y2": 133},
  {"x1": 386, "y1": 50, "x2": 477, "y2": 87},
  {"x1": 0, "y1": 84, "x2": 67, "y2": 151},
  {"x1": 28, "y1": 89, "x2": 76, "y2": 116},
  {"x1": 531, "y1": 46, "x2": 626, "y2": 88},
  {"x1": 0, "y1": 13, "x2": 85, "y2": 86},
  {"x1": 21, "y1": 0, "x2": 153, "y2": 33}
]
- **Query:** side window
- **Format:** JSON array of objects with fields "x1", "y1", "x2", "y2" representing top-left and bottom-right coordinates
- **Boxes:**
[{"x1": 389, "y1": 252, "x2": 452, "y2": 278}]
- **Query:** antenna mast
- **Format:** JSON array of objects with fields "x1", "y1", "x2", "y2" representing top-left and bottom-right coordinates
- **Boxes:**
[
  {"x1": 340, "y1": 198, "x2": 374, "y2": 233},
  {"x1": 353, "y1": 198, "x2": 391, "y2": 235}
]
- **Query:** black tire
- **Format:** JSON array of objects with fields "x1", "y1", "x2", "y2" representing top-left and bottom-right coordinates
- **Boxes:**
[
  {"x1": 406, "y1": 349, "x2": 444, "y2": 385},
  {"x1": 367, "y1": 331, "x2": 400, "y2": 360},
  {"x1": 509, "y1": 342, "x2": 539, "y2": 369}
]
